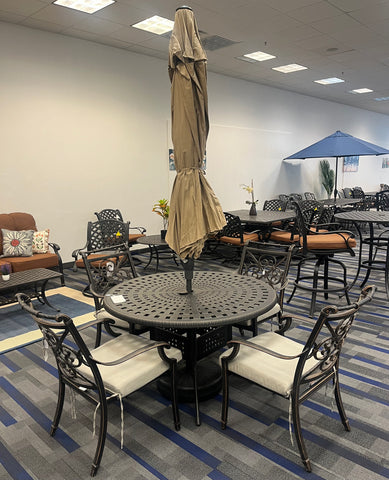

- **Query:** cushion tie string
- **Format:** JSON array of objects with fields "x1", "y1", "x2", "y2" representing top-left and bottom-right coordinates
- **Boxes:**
[
  {"x1": 288, "y1": 396, "x2": 294, "y2": 446},
  {"x1": 42, "y1": 338, "x2": 49, "y2": 362},
  {"x1": 70, "y1": 388, "x2": 77, "y2": 419}
]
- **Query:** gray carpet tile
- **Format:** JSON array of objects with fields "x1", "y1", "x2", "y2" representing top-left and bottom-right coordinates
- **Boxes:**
[{"x1": 0, "y1": 241, "x2": 388, "y2": 479}]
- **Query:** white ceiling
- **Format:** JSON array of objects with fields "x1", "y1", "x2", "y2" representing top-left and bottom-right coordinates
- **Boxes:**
[{"x1": 2, "y1": 0, "x2": 389, "y2": 115}]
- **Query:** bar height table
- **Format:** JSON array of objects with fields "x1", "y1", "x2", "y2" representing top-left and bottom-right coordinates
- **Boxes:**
[{"x1": 104, "y1": 270, "x2": 277, "y2": 425}]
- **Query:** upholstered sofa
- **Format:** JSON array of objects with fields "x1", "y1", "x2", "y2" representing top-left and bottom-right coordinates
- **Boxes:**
[{"x1": 0, "y1": 212, "x2": 64, "y2": 283}]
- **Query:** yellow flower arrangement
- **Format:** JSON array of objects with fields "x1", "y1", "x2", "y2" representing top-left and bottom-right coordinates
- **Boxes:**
[{"x1": 241, "y1": 179, "x2": 258, "y2": 205}]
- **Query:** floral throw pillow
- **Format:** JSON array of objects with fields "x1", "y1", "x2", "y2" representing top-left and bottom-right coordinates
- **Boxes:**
[
  {"x1": 32, "y1": 229, "x2": 50, "y2": 254},
  {"x1": 2, "y1": 229, "x2": 34, "y2": 257}
]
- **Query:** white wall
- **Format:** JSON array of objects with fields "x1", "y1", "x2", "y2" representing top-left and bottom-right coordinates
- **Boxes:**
[{"x1": 2, "y1": 21, "x2": 389, "y2": 263}]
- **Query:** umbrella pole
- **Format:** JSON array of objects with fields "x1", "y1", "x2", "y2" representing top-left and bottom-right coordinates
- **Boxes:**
[
  {"x1": 334, "y1": 156, "x2": 339, "y2": 200},
  {"x1": 180, "y1": 257, "x2": 194, "y2": 294}
]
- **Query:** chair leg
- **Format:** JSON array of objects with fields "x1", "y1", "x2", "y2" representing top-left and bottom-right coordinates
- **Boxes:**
[
  {"x1": 221, "y1": 358, "x2": 229, "y2": 430},
  {"x1": 50, "y1": 379, "x2": 65, "y2": 436},
  {"x1": 310, "y1": 258, "x2": 323, "y2": 318},
  {"x1": 90, "y1": 397, "x2": 108, "y2": 477},
  {"x1": 192, "y1": 363, "x2": 201, "y2": 426},
  {"x1": 291, "y1": 394, "x2": 312, "y2": 472},
  {"x1": 170, "y1": 360, "x2": 181, "y2": 431},
  {"x1": 287, "y1": 259, "x2": 303, "y2": 304},
  {"x1": 333, "y1": 372, "x2": 351, "y2": 431}
]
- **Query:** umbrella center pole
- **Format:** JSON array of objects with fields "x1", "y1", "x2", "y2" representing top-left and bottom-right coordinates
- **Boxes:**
[{"x1": 180, "y1": 257, "x2": 194, "y2": 294}]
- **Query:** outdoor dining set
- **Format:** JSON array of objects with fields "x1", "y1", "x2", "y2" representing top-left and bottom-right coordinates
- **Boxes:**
[{"x1": 16, "y1": 185, "x2": 387, "y2": 475}]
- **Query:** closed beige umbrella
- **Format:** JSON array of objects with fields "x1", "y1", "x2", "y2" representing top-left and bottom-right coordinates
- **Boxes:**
[{"x1": 166, "y1": 6, "x2": 225, "y2": 291}]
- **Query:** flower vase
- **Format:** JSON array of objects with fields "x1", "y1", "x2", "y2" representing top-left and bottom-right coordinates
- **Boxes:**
[
  {"x1": 249, "y1": 203, "x2": 257, "y2": 216},
  {"x1": 160, "y1": 229, "x2": 167, "y2": 240},
  {"x1": 2, "y1": 274, "x2": 10, "y2": 281}
]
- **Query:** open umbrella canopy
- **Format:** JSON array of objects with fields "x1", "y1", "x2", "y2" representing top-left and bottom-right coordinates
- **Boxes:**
[
  {"x1": 284, "y1": 130, "x2": 389, "y2": 198},
  {"x1": 285, "y1": 130, "x2": 389, "y2": 159},
  {"x1": 166, "y1": 6, "x2": 225, "y2": 263}
]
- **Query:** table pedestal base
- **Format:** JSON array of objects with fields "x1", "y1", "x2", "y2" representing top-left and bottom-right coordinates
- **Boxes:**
[{"x1": 157, "y1": 360, "x2": 222, "y2": 425}]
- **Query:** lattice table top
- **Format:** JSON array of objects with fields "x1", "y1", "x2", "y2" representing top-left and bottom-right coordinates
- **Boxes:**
[{"x1": 104, "y1": 270, "x2": 277, "y2": 329}]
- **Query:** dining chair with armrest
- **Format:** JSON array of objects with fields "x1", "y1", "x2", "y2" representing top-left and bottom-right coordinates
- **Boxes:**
[
  {"x1": 72, "y1": 219, "x2": 130, "y2": 272},
  {"x1": 95, "y1": 209, "x2": 146, "y2": 245},
  {"x1": 235, "y1": 241, "x2": 297, "y2": 336},
  {"x1": 220, "y1": 285, "x2": 375, "y2": 472},
  {"x1": 216, "y1": 212, "x2": 259, "y2": 260},
  {"x1": 16, "y1": 293, "x2": 181, "y2": 477},
  {"x1": 81, "y1": 243, "x2": 149, "y2": 347}
]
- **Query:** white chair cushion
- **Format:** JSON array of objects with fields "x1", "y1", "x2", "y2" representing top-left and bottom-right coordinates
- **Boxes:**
[
  {"x1": 238, "y1": 303, "x2": 281, "y2": 326},
  {"x1": 78, "y1": 334, "x2": 182, "y2": 397},
  {"x1": 220, "y1": 331, "x2": 320, "y2": 397},
  {"x1": 96, "y1": 308, "x2": 131, "y2": 329}
]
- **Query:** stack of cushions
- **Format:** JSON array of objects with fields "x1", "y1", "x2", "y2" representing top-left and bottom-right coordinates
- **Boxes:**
[{"x1": 0, "y1": 213, "x2": 61, "y2": 273}]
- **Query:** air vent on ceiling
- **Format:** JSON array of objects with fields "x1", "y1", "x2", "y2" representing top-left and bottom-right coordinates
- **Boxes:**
[{"x1": 200, "y1": 35, "x2": 239, "y2": 51}]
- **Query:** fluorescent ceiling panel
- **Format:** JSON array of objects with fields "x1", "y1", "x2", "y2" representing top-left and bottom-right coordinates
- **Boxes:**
[
  {"x1": 243, "y1": 51, "x2": 276, "y2": 62},
  {"x1": 314, "y1": 77, "x2": 344, "y2": 85},
  {"x1": 272, "y1": 63, "x2": 307, "y2": 73},
  {"x1": 132, "y1": 15, "x2": 174, "y2": 35},
  {"x1": 52, "y1": 0, "x2": 115, "y2": 14},
  {"x1": 350, "y1": 88, "x2": 373, "y2": 94}
]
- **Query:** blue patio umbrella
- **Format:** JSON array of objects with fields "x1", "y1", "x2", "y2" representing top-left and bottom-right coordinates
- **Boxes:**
[{"x1": 284, "y1": 130, "x2": 389, "y2": 199}]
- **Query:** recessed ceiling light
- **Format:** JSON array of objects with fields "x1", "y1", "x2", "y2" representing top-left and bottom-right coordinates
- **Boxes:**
[
  {"x1": 314, "y1": 77, "x2": 344, "y2": 85},
  {"x1": 272, "y1": 63, "x2": 307, "y2": 73},
  {"x1": 243, "y1": 51, "x2": 276, "y2": 62},
  {"x1": 374, "y1": 96, "x2": 389, "y2": 101},
  {"x1": 132, "y1": 15, "x2": 174, "y2": 35},
  {"x1": 349, "y1": 88, "x2": 373, "y2": 94},
  {"x1": 52, "y1": 0, "x2": 115, "y2": 14}
]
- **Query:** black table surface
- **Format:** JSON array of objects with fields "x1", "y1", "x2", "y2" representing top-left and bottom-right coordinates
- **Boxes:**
[
  {"x1": 335, "y1": 210, "x2": 389, "y2": 223},
  {"x1": 136, "y1": 234, "x2": 168, "y2": 246},
  {"x1": 0, "y1": 268, "x2": 62, "y2": 291},
  {"x1": 104, "y1": 270, "x2": 277, "y2": 329},
  {"x1": 227, "y1": 209, "x2": 295, "y2": 224},
  {"x1": 319, "y1": 198, "x2": 361, "y2": 206}
]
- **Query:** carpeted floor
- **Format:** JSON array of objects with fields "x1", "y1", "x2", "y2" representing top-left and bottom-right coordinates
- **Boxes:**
[{"x1": 0, "y1": 245, "x2": 388, "y2": 480}]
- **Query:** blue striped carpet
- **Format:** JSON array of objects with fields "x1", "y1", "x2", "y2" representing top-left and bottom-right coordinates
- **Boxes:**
[{"x1": 0, "y1": 246, "x2": 388, "y2": 480}]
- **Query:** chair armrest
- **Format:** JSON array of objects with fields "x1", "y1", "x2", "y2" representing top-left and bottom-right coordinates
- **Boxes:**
[
  {"x1": 224, "y1": 338, "x2": 307, "y2": 362},
  {"x1": 89, "y1": 340, "x2": 171, "y2": 366},
  {"x1": 130, "y1": 226, "x2": 146, "y2": 234}
]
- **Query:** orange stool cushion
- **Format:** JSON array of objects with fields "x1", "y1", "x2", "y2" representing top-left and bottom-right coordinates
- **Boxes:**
[
  {"x1": 219, "y1": 232, "x2": 259, "y2": 246},
  {"x1": 304, "y1": 233, "x2": 356, "y2": 250}
]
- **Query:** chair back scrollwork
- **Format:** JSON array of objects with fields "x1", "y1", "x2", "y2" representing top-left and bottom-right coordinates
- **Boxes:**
[{"x1": 95, "y1": 209, "x2": 124, "y2": 221}]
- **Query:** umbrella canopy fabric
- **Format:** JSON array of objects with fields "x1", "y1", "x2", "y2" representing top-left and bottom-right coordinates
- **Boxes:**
[
  {"x1": 284, "y1": 130, "x2": 389, "y2": 198},
  {"x1": 285, "y1": 130, "x2": 389, "y2": 159},
  {"x1": 166, "y1": 7, "x2": 225, "y2": 260}
]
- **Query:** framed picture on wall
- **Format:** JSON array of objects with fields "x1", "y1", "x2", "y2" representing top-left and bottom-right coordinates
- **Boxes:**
[
  {"x1": 382, "y1": 157, "x2": 389, "y2": 169},
  {"x1": 343, "y1": 156, "x2": 359, "y2": 172},
  {"x1": 168, "y1": 149, "x2": 207, "y2": 171}
]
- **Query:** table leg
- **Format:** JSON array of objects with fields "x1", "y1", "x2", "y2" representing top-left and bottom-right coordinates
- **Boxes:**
[
  {"x1": 360, "y1": 222, "x2": 375, "y2": 288},
  {"x1": 36, "y1": 279, "x2": 61, "y2": 311}
]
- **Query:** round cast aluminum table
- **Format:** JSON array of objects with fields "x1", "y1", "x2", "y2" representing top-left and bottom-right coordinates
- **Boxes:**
[
  {"x1": 104, "y1": 270, "x2": 277, "y2": 424},
  {"x1": 335, "y1": 210, "x2": 389, "y2": 297}
]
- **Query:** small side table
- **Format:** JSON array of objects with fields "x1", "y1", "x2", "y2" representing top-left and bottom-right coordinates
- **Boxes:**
[
  {"x1": 0, "y1": 268, "x2": 63, "y2": 310},
  {"x1": 136, "y1": 234, "x2": 178, "y2": 271}
]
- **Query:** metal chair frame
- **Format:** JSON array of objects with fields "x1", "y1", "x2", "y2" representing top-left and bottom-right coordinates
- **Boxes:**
[
  {"x1": 16, "y1": 292, "x2": 180, "y2": 477},
  {"x1": 221, "y1": 286, "x2": 375, "y2": 472}
]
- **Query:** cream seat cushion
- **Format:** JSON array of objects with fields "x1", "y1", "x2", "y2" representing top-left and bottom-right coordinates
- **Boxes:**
[
  {"x1": 220, "y1": 331, "x2": 319, "y2": 397},
  {"x1": 78, "y1": 334, "x2": 182, "y2": 397},
  {"x1": 96, "y1": 308, "x2": 133, "y2": 330},
  {"x1": 238, "y1": 303, "x2": 281, "y2": 326}
]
